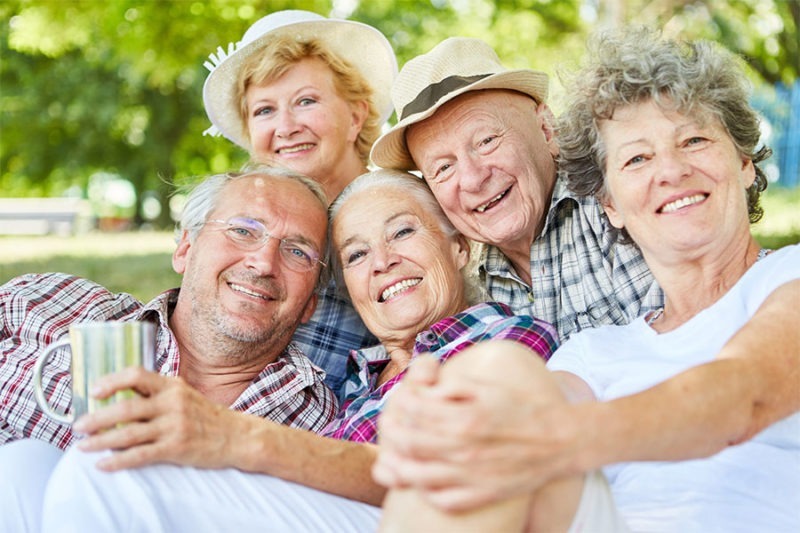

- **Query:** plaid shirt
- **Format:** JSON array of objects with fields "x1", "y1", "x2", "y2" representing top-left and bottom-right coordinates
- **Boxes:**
[
  {"x1": 482, "y1": 179, "x2": 663, "y2": 341},
  {"x1": 0, "y1": 273, "x2": 337, "y2": 450},
  {"x1": 291, "y1": 279, "x2": 377, "y2": 400},
  {"x1": 321, "y1": 302, "x2": 558, "y2": 443}
]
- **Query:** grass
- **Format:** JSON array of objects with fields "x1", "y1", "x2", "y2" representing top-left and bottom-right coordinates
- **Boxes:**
[
  {"x1": 0, "y1": 231, "x2": 182, "y2": 302},
  {"x1": 0, "y1": 187, "x2": 797, "y2": 302}
]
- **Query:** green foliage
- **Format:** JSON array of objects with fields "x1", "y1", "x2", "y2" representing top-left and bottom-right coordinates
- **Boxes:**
[
  {"x1": 1, "y1": 0, "x2": 797, "y2": 229},
  {"x1": 753, "y1": 185, "x2": 800, "y2": 249}
]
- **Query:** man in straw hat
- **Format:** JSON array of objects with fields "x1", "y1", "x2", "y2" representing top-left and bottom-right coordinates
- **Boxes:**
[
  {"x1": 370, "y1": 35, "x2": 800, "y2": 528},
  {"x1": 371, "y1": 37, "x2": 662, "y2": 340}
]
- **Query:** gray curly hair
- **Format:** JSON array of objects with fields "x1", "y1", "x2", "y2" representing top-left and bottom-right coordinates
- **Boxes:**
[{"x1": 557, "y1": 27, "x2": 770, "y2": 243}]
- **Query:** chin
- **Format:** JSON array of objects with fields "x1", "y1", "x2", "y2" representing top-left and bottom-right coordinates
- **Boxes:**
[{"x1": 385, "y1": 312, "x2": 430, "y2": 333}]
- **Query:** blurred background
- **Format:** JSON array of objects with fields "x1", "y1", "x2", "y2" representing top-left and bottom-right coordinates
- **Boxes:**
[{"x1": 1, "y1": 0, "x2": 798, "y2": 300}]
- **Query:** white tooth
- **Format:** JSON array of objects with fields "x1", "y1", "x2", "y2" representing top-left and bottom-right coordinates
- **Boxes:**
[
  {"x1": 661, "y1": 194, "x2": 705, "y2": 214},
  {"x1": 231, "y1": 284, "x2": 266, "y2": 299},
  {"x1": 279, "y1": 144, "x2": 313, "y2": 154},
  {"x1": 381, "y1": 279, "x2": 421, "y2": 301},
  {"x1": 476, "y1": 191, "x2": 506, "y2": 213}
]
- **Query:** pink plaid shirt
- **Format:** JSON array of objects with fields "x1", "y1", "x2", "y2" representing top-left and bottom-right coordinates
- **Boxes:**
[
  {"x1": 1, "y1": 273, "x2": 337, "y2": 449},
  {"x1": 321, "y1": 302, "x2": 558, "y2": 443}
]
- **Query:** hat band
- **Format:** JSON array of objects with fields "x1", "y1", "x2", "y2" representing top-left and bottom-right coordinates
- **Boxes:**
[{"x1": 400, "y1": 73, "x2": 493, "y2": 120}]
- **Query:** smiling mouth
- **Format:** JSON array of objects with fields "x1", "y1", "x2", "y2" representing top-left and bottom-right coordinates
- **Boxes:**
[
  {"x1": 277, "y1": 143, "x2": 314, "y2": 155},
  {"x1": 475, "y1": 188, "x2": 510, "y2": 213},
  {"x1": 379, "y1": 278, "x2": 422, "y2": 302},
  {"x1": 659, "y1": 194, "x2": 708, "y2": 214},
  {"x1": 229, "y1": 283, "x2": 272, "y2": 301}
]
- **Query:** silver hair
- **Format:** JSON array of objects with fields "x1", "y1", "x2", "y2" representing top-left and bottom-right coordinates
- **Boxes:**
[{"x1": 557, "y1": 26, "x2": 770, "y2": 243}]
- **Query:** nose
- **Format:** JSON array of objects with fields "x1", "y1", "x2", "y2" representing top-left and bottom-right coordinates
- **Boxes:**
[
  {"x1": 371, "y1": 243, "x2": 400, "y2": 273},
  {"x1": 458, "y1": 152, "x2": 491, "y2": 192},
  {"x1": 242, "y1": 236, "x2": 282, "y2": 276},
  {"x1": 275, "y1": 108, "x2": 300, "y2": 139},
  {"x1": 657, "y1": 149, "x2": 691, "y2": 185}
]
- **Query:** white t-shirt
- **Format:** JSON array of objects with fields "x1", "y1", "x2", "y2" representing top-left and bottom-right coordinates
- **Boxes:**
[{"x1": 547, "y1": 244, "x2": 800, "y2": 532}]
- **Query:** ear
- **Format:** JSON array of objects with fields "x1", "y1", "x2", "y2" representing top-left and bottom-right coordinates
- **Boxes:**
[
  {"x1": 741, "y1": 156, "x2": 756, "y2": 188},
  {"x1": 453, "y1": 234, "x2": 471, "y2": 270},
  {"x1": 348, "y1": 100, "x2": 369, "y2": 143},
  {"x1": 536, "y1": 102, "x2": 559, "y2": 157},
  {"x1": 300, "y1": 293, "x2": 318, "y2": 324},
  {"x1": 601, "y1": 192, "x2": 624, "y2": 230},
  {"x1": 172, "y1": 230, "x2": 192, "y2": 274}
]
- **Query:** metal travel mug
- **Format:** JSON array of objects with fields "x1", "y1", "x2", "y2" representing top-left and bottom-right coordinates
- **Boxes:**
[{"x1": 32, "y1": 320, "x2": 156, "y2": 425}]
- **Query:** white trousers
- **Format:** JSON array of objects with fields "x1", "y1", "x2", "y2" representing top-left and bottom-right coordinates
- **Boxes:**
[
  {"x1": 41, "y1": 446, "x2": 382, "y2": 533},
  {"x1": 0, "y1": 439, "x2": 64, "y2": 533}
]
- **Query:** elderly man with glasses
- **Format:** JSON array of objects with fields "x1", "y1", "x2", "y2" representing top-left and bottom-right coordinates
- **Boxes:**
[{"x1": 0, "y1": 165, "x2": 337, "y2": 530}]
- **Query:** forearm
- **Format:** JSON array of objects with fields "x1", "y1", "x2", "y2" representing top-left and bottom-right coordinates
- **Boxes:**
[
  {"x1": 578, "y1": 359, "x2": 756, "y2": 468},
  {"x1": 580, "y1": 280, "x2": 800, "y2": 469},
  {"x1": 231, "y1": 414, "x2": 385, "y2": 505}
]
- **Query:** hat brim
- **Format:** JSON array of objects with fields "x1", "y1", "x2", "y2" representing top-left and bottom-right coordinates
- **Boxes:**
[
  {"x1": 370, "y1": 70, "x2": 549, "y2": 171},
  {"x1": 203, "y1": 18, "x2": 397, "y2": 151}
]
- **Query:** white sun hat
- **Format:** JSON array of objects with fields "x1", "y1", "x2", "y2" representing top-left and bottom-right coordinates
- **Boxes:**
[
  {"x1": 370, "y1": 37, "x2": 549, "y2": 171},
  {"x1": 202, "y1": 10, "x2": 397, "y2": 151}
]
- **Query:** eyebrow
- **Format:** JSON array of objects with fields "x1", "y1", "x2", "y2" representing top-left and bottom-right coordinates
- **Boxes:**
[
  {"x1": 249, "y1": 84, "x2": 321, "y2": 101},
  {"x1": 230, "y1": 215, "x2": 323, "y2": 250}
]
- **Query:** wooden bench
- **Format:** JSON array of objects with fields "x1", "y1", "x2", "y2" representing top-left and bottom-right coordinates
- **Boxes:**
[{"x1": 0, "y1": 198, "x2": 92, "y2": 236}]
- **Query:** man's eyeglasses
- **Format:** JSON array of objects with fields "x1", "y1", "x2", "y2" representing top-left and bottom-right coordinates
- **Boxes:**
[{"x1": 196, "y1": 217, "x2": 326, "y2": 272}]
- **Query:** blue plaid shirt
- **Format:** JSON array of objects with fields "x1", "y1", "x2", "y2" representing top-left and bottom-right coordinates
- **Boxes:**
[
  {"x1": 481, "y1": 179, "x2": 663, "y2": 341},
  {"x1": 291, "y1": 279, "x2": 377, "y2": 400}
]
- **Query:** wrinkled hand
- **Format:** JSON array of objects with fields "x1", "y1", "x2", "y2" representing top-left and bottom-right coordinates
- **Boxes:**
[
  {"x1": 373, "y1": 354, "x2": 585, "y2": 512},
  {"x1": 73, "y1": 367, "x2": 243, "y2": 471}
]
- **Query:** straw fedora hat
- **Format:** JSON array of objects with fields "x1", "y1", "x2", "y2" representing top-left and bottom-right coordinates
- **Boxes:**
[
  {"x1": 370, "y1": 37, "x2": 549, "y2": 171},
  {"x1": 202, "y1": 10, "x2": 397, "y2": 151}
]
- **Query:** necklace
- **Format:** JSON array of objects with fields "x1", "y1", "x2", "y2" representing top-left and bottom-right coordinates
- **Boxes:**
[{"x1": 646, "y1": 248, "x2": 771, "y2": 327}]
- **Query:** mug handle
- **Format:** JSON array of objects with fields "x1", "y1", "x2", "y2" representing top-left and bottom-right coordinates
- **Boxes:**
[{"x1": 32, "y1": 339, "x2": 74, "y2": 425}]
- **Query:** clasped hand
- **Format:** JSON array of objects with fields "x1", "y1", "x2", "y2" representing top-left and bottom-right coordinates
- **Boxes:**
[{"x1": 373, "y1": 353, "x2": 584, "y2": 511}]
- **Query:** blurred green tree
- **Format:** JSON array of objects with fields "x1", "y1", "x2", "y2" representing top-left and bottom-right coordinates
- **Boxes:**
[{"x1": 1, "y1": 0, "x2": 796, "y2": 226}]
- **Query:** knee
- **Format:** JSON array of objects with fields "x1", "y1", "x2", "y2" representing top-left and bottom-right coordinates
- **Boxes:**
[
  {"x1": 0, "y1": 439, "x2": 63, "y2": 532},
  {"x1": 0, "y1": 438, "x2": 63, "y2": 483},
  {"x1": 42, "y1": 448, "x2": 111, "y2": 520},
  {"x1": 441, "y1": 340, "x2": 563, "y2": 399}
]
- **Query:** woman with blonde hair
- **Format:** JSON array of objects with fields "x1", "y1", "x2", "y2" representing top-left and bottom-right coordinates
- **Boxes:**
[{"x1": 202, "y1": 10, "x2": 398, "y2": 395}]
